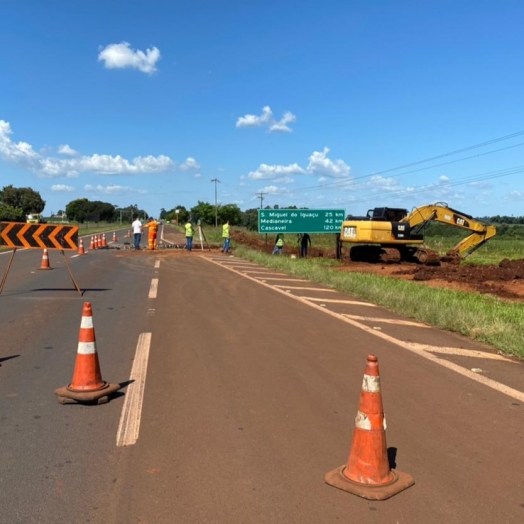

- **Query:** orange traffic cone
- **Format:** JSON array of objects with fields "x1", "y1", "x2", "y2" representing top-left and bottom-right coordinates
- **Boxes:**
[
  {"x1": 55, "y1": 302, "x2": 119, "y2": 404},
  {"x1": 112, "y1": 231, "x2": 118, "y2": 242},
  {"x1": 324, "y1": 354, "x2": 414, "y2": 500},
  {"x1": 38, "y1": 249, "x2": 53, "y2": 270},
  {"x1": 126, "y1": 229, "x2": 131, "y2": 238},
  {"x1": 78, "y1": 238, "x2": 86, "y2": 255},
  {"x1": 89, "y1": 236, "x2": 95, "y2": 250},
  {"x1": 102, "y1": 233, "x2": 108, "y2": 247}
]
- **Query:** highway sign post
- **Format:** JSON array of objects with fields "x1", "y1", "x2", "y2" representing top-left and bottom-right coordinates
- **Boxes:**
[{"x1": 258, "y1": 209, "x2": 345, "y2": 234}]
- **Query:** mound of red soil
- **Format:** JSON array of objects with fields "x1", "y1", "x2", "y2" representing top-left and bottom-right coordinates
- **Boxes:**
[{"x1": 233, "y1": 231, "x2": 524, "y2": 301}]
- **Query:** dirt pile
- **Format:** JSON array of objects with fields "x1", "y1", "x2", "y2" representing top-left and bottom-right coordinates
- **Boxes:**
[{"x1": 233, "y1": 232, "x2": 524, "y2": 301}]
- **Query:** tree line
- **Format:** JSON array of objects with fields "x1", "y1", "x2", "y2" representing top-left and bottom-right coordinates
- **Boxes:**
[{"x1": 2, "y1": 185, "x2": 524, "y2": 237}]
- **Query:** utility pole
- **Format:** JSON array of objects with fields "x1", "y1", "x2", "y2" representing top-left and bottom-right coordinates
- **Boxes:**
[
  {"x1": 255, "y1": 191, "x2": 267, "y2": 209},
  {"x1": 211, "y1": 178, "x2": 220, "y2": 227}
]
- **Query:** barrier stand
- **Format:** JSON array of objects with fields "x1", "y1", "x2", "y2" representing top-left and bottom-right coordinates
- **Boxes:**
[{"x1": 197, "y1": 224, "x2": 211, "y2": 251}]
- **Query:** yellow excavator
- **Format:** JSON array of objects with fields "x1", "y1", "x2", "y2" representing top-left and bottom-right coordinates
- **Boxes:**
[{"x1": 340, "y1": 202, "x2": 497, "y2": 265}]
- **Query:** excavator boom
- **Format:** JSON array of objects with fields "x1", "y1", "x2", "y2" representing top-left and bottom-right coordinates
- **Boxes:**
[{"x1": 401, "y1": 202, "x2": 497, "y2": 259}]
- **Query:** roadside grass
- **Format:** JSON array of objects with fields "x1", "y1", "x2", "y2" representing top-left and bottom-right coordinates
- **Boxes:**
[
  {"x1": 424, "y1": 237, "x2": 524, "y2": 265},
  {"x1": 232, "y1": 245, "x2": 524, "y2": 360}
]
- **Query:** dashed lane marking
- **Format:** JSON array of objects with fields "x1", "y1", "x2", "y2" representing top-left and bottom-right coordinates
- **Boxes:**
[
  {"x1": 116, "y1": 333, "x2": 152, "y2": 447},
  {"x1": 154, "y1": 260, "x2": 160, "y2": 269},
  {"x1": 148, "y1": 278, "x2": 158, "y2": 299},
  {"x1": 202, "y1": 257, "x2": 524, "y2": 403}
]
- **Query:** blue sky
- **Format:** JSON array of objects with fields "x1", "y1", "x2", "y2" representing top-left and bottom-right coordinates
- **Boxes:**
[{"x1": 1, "y1": 0, "x2": 524, "y2": 218}]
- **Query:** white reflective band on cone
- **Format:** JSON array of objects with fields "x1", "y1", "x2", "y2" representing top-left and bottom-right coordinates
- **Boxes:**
[
  {"x1": 361, "y1": 374, "x2": 381, "y2": 393},
  {"x1": 77, "y1": 341, "x2": 96, "y2": 354},
  {"x1": 355, "y1": 410, "x2": 387, "y2": 430},
  {"x1": 80, "y1": 317, "x2": 94, "y2": 329}
]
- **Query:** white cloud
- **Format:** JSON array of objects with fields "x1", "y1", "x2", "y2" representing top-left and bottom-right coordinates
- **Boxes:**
[
  {"x1": 58, "y1": 144, "x2": 78, "y2": 156},
  {"x1": 248, "y1": 163, "x2": 305, "y2": 180},
  {"x1": 98, "y1": 42, "x2": 161, "y2": 74},
  {"x1": 236, "y1": 106, "x2": 296, "y2": 133},
  {"x1": 307, "y1": 147, "x2": 350, "y2": 178},
  {"x1": 258, "y1": 185, "x2": 290, "y2": 195},
  {"x1": 0, "y1": 120, "x2": 187, "y2": 177},
  {"x1": 269, "y1": 111, "x2": 297, "y2": 133},
  {"x1": 470, "y1": 181, "x2": 491, "y2": 189},
  {"x1": 247, "y1": 148, "x2": 350, "y2": 182},
  {"x1": 194, "y1": 173, "x2": 202, "y2": 178},
  {"x1": 84, "y1": 184, "x2": 147, "y2": 195},
  {"x1": 274, "y1": 176, "x2": 295, "y2": 184},
  {"x1": 179, "y1": 157, "x2": 201, "y2": 170},
  {"x1": 51, "y1": 184, "x2": 75, "y2": 192}
]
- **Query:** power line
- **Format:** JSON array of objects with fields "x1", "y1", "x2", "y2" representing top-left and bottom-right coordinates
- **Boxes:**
[
  {"x1": 285, "y1": 130, "x2": 524, "y2": 195},
  {"x1": 309, "y1": 165, "x2": 524, "y2": 208}
]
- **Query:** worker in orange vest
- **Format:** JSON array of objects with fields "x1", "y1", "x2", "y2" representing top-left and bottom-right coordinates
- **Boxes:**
[{"x1": 143, "y1": 217, "x2": 159, "y2": 250}]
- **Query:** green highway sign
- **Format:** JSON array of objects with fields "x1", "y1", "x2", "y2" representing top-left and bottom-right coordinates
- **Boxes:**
[{"x1": 258, "y1": 209, "x2": 346, "y2": 234}]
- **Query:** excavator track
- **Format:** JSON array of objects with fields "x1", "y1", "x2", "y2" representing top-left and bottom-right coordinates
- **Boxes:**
[
  {"x1": 379, "y1": 248, "x2": 402, "y2": 264},
  {"x1": 413, "y1": 249, "x2": 441, "y2": 266},
  {"x1": 349, "y1": 246, "x2": 402, "y2": 264}
]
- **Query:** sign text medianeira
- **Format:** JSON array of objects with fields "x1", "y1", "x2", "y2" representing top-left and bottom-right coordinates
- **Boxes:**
[{"x1": 258, "y1": 209, "x2": 345, "y2": 234}]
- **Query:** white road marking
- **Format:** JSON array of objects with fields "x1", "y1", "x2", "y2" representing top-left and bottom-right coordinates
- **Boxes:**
[
  {"x1": 215, "y1": 262, "x2": 258, "y2": 267},
  {"x1": 410, "y1": 343, "x2": 514, "y2": 362},
  {"x1": 154, "y1": 260, "x2": 160, "y2": 269},
  {"x1": 241, "y1": 270, "x2": 279, "y2": 274},
  {"x1": 342, "y1": 314, "x2": 430, "y2": 328},
  {"x1": 304, "y1": 297, "x2": 377, "y2": 307},
  {"x1": 202, "y1": 257, "x2": 524, "y2": 403},
  {"x1": 273, "y1": 285, "x2": 338, "y2": 292},
  {"x1": 257, "y1": 277, "x2": 309, "y2": 282},
  {"x1": 148, "y1": 278, "x2": 158, "y2": 298},
  {"x1": 116, "y1": 333, "x2": 152, "y2": 447}
]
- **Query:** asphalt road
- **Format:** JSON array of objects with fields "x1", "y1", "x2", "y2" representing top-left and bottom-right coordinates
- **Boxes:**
[{"x1": 1, "y1": 225, "x2": 523, "y2": 523}]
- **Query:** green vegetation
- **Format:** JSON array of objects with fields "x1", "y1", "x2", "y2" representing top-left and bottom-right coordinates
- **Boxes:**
[
  {"x1": 0, "y1": 185, "x2": 45, "y2": 221},
  {"x1": 225, "y1": 230, "x2": 524, "y2": 361}
]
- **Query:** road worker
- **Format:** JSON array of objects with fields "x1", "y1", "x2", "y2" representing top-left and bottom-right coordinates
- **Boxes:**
[
  {"x1": 221, "y1": 220, "x2": 231, "y2": 253},
  {"x1": 143, "y1": 217, "x2": 159, "y2": 250},
  {"x1": 272, "y1": 234, "x2": 284, "y2": 255},
  {"x1": 185, "y1": 219, "x2": 194, "y2": 251}
]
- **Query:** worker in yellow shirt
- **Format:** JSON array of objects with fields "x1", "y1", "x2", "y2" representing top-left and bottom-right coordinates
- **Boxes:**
[{"x1": 143, "y1": 217, "x2": 159, "y2": 250}]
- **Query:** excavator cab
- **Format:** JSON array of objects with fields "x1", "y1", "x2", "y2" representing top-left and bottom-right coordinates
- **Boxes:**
[{"x1": 369, "y1": 207, "x2": 409, "y2": 222}]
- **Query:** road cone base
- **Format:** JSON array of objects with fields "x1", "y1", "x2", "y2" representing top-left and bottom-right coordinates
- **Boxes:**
[
  {"x1": 324, "y1": 465, "x2": 414, "y2": 501},
  {"x1": 54, "y1": 382, "x2": 120, "y2": 404},
  {"x1": 38, "y1": 267, "x2": 53, "y2": 270}
]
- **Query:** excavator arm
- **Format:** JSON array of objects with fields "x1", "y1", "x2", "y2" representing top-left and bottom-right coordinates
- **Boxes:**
[{"x1": 401, "y1": 202, "x2": 496, "y2": 259}]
